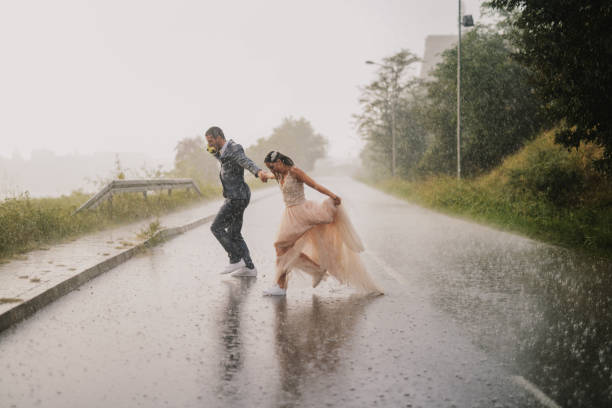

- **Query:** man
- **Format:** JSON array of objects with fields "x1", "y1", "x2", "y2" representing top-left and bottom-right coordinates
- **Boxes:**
[{"x1": 205, "y1": 126, "x2": 269, "y2": 276}]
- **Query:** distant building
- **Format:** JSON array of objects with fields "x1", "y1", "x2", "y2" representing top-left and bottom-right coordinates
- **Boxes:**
[{"x1": 419, "y1": 35, "x2": 457, "y2": 81}]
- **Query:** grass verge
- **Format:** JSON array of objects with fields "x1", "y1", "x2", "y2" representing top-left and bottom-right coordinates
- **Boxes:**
[
  {"x1": 363, "y1": 131, "x2": 612, "y2": 258},
  {"x1": 0, "y1": 184, "x2": 220, "y2": 261}
]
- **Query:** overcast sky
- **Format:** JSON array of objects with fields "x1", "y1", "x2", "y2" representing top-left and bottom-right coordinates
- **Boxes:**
[{"x1": 0, "y1": 0, "x2": 485, "y2": 162}]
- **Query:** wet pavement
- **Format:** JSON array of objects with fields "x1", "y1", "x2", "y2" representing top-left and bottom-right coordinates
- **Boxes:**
[
  {"x1": 1, "y1": 177, "x2": 610, "y2": 407},
  {"x1": 0, "y1": 187, "x2": 274, "y2": 318}
]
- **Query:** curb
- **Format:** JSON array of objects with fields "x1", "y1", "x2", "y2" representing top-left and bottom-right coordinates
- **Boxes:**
[{"x1": 0, "y1": 191, "x2": 276, "y2": 333}]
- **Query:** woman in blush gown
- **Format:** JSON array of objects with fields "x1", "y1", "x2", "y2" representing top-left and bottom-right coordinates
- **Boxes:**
[{"x1": 260, "y1": 151, "x2": 382, "y2": 297}]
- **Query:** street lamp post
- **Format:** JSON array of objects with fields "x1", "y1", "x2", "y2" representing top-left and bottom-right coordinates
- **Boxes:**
[
  {"x1": 366, "y1": 60, "x2": 398, "y2": 177},
  {"x1": 390, "y1": 68, "x2": 398, "y2": 178},
  {"x1": 457, "y1": 2, "x2": 473, "y2": 180}
]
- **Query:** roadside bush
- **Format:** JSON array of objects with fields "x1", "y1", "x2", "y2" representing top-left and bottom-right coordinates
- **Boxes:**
[
  {"x1": 501, "y1": 131, "x2": 604, "y2": 206},
  {"x1": 506, "y1": 142, "x2": 582, "y2": 205}
]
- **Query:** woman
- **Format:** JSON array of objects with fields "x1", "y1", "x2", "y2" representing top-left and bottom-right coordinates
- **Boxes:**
[{"x1": 262, "y1": 151, "x2": 382, "y2": 296}]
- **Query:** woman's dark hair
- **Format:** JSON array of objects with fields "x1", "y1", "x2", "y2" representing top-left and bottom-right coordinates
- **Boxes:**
[
  {"x1": 264, "y1": 151, "x2": 294, "y2": 166},
  {"x1": 264, "y1": 151, "x2": 294, "y2": 183}
]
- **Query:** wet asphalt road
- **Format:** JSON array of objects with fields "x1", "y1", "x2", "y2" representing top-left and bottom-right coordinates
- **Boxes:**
[{"x1": 1, "y1": 177, "x2": 611, "y2": 408}]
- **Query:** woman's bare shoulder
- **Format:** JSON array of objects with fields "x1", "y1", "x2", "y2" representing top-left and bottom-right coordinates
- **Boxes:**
[
  {"x1": 290, "y1": 166, "x2": 318, "y2": 185},
  {"x1": 289, "y1": 166, "x2": 306, "y2": 177}
]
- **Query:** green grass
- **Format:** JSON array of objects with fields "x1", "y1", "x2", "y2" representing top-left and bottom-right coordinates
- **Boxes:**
[
  {"x1": 0, "y1": 184, "x2": 221, "y2": 261},
  {"x1": 0, "y1": 298, "x2": 23, "y2": 304},
  {"x1": 364, "y1": 131, "x2": 612, "y2": 258}
]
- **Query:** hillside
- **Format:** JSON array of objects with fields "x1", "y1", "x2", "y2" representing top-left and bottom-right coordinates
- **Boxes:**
[{"x1": 371, "y1": 130, "x2": 612, "y2": 256}]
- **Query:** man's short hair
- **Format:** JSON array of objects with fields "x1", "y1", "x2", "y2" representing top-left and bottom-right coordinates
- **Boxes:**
[{"x1": 205, "y1": 126, "x2": 225, "y2": 140}]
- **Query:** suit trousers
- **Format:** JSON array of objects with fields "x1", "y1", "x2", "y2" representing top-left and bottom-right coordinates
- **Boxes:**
[{"x1": 210, "y1": 197, "x2": 254, "y2": 268}]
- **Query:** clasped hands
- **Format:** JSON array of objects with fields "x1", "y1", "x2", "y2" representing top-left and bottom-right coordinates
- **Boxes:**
[{"x1": 257, "y1": 170, "x2": 275, "y2": 183}]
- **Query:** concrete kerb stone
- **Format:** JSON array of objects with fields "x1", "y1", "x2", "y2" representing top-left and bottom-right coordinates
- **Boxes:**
[
  {"x1": 0, "y1": 191, "x2": 276, "y2": 333},
  {"x1": 0, "y1": 245, "x2": 141, "y2": 333}
]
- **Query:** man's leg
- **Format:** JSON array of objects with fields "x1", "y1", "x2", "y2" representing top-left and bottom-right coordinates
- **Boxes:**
[
  {"x1": 227, "y1": 198, "x2": 255, "y2": 269},
  {"x1": 211, "y1": 199, "x2": 242, "y2": 263}
]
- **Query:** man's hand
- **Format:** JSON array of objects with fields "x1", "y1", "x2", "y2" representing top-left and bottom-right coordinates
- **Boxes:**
[{"x1": 257, "y1": 170, "x2": 268, "y2": 182}]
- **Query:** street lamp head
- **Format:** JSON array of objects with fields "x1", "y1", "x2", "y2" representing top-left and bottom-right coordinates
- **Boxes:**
[
  {"x1": 365, "y1": 60, "x2": 376, "y2": 65},
  {"x1": 462, "y1": 14, "x2": 474, "y2": 27}
]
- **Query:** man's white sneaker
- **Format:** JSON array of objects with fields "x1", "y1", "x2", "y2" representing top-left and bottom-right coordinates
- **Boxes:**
[
  {"x1": 231, "y1": 266, "x2": 257, "y2": 277},
  {"x1": 220, "y1": 260, "x2": 246, "y2": 275},
  {"x1": 262, "y1": 284, "x2": 286, "y2": 296}
]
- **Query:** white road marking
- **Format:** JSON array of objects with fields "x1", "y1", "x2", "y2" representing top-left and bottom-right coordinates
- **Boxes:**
[
  {"x1": 511, "y1": 375, "x2": 562, "y2": 408},
  {"x1": 365, "y1": 251, "x2": 408, "y2": 286}
]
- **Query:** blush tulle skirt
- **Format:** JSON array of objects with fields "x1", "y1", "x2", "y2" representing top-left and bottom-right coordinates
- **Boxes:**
[{"x1": 273, "y1": 198, "x2": 382, "y2": 294}]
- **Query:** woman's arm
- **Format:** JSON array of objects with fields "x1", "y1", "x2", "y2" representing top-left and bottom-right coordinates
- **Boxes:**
[{"x1": 291, "y1": 167, "x2": 341, "y2": 205}]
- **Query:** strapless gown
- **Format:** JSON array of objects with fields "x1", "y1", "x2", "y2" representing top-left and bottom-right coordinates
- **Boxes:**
[{"x1": 273, "y1": 172, "x2": 382, "y2": 294}]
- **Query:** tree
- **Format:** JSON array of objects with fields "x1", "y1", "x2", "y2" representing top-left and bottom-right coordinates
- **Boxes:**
[
  {"x1": 488, "y1": 0, "x2": 612, "y2": 173},
  {"x1": 172, "y1": 135, "x2": 219, "y2": 186},
  {"x1": 355, "y1": 50, "x2": 427, "y2": 178},
  {"x1": 246, "y1": 117, "x2": 327, "y2": 171},
  {"x1": 418, "y1": 25, "x2": 549, "y2": 176}
]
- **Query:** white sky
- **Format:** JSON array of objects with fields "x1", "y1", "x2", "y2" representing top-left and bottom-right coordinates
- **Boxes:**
[{"x1": 0, "y1": 0, "x2": 485, "y2": 161}]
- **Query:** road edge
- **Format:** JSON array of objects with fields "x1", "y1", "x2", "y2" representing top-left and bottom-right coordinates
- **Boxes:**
[{"x1": 0, "y1": 192, "x2": 276, "y2": 333}]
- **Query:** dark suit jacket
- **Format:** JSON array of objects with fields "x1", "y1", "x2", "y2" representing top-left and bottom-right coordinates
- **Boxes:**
[{"x1": 214, "y1": 140, "x2": 261, "y2": 199}]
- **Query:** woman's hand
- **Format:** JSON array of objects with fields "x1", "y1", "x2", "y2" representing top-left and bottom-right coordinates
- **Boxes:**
[
  {"x1": 332, "y1": 195, "x2": 341, "y2": 206},
  {"x1": 257, "y1": 170, "x2": 268, "y2": 182},
  {"x1": 258, "y1": 171, "x2": 275, "y2": 182}
]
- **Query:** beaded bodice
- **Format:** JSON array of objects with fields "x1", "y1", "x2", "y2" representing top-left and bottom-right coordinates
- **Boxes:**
[{"x1": 280, "y1": 172, "x2": 305, "y2": 207}]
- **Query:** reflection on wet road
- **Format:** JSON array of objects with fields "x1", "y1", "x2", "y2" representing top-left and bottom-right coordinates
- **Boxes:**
[
  {"x1": 217, "y1": 277, "x2": 256, "y2": 390},
  {"x1": 1, "y1": 177, "x2": 610, "y2": 407},
  {"x1": 272, "y1": 295, "x2": 374, "y2": 407}
]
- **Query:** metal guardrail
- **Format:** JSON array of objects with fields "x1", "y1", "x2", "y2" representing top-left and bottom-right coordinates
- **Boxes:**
[{"x1": 73, "y1": 178, "x2": 202, "y2": 215}]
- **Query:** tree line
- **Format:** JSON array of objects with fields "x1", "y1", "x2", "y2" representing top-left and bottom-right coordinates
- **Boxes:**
[
  {"x1": 171, "y1": 117, "x2": 327, "y2": 187},
  {"x1": 355, "y1": 1, "x2": 612, "y2": 181}
]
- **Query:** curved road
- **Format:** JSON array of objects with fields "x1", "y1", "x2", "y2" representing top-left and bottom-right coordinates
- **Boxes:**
[{"x1": 2, "y1": 177, "x2": 610, "y2": 407}]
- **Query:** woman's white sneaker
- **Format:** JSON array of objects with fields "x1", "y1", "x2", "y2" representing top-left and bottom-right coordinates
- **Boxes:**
[{"x1": 263, "y1": 284, "x2": 286, "y2": 296}]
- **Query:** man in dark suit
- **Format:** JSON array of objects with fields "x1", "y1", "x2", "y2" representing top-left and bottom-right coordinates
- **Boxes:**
[{"x1": 205, "y1": 126, "x2": 269, "y2": 276}]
